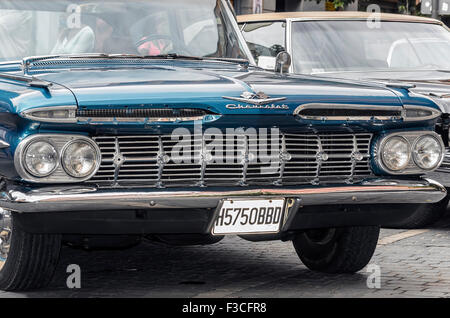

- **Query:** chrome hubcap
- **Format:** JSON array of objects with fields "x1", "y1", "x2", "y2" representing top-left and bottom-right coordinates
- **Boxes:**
[{"x1": 0, "y1": 209, "x2": 11, "y2": 271}]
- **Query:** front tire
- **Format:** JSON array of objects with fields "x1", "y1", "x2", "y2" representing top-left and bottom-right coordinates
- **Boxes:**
[
  {"x1": 292, "y1": 226, "x2": 380, "y2": 274},
  {"x1": 0, "y1": 210, "x2": 61, "y2": 291}
]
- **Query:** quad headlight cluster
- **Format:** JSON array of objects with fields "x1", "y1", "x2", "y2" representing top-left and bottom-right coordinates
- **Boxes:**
[
  {"x1": 15, "y1": 135, "x2": 101, "y2": 183},
  {"x1": 377, "y1": 131, "x2": 445, "y2": 174}
]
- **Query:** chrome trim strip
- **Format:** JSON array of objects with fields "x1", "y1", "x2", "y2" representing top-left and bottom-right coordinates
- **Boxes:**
[
  {"x1": 21, "y1": 106, "x2": 219, "y2": 124},
  {"x1": 0, "y1": 140, "x2": 9, "y2": 149},
  {"x1": 294, "y1": 104, "x2": 402, "y2": 121},
  {"x1": 0, "y1": 72, "x2": 52, "y2": 88},
  {"x1": 20, "y1": 106, "x2": 77, "y2": 123},
  {"x1": 287, "y1": 17, "x2": 443, "y2": 24},
  {"x1": 0, "y1": 178, "x2": 445, "y2": 213},
  {"x1": 293, "y1": 103, "x2": 441, "y2": 122},
  {"x1": 403, "y1": 105, "x2": 442, "y2": 122},
  {"x1": 286, "y1": 19, "x2": 294, "y2": 74},
  {"x1": 78, "y1": 116, "x2": 211, "y2": 123}
]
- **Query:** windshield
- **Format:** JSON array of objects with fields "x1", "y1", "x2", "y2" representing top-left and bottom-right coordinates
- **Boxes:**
[
  {"x1": 240, "y1": 21, "x2": 286, "y2": 64},
  {"x1": 291, "y1": 20, "x2": 450, "y2": 74},
  {"x1": 0, "y1": 0, "x2": 249, "y2": 61}
]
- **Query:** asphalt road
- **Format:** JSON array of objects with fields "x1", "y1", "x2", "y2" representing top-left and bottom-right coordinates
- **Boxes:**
[{"x1": 3, "y1": 212, "x2": 450, "y2": 298}]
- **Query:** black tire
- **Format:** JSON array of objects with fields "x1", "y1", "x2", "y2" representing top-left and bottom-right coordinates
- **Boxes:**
[
  {"x1": 292, "y1": 226, "x2": 380, "y2": 274},
  {"x1": 384, "y1": 198, "x2": 449, "y2": 229},
  {"x1": 0, "y1": 213, "x2": 61, "y2": 291}
]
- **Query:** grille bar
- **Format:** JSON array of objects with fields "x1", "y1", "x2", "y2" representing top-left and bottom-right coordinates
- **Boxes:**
[
  {"x1": 436, "y1": 149, "x2": 450, "y2": 173},
  {"x1": 91, "y1": 133, "x2": 373, "y2": 187}
]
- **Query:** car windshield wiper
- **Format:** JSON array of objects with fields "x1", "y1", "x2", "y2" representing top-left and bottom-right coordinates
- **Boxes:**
[
  {"x1": 202, "y1": 56, "x2": 249, "y2": 65},
  {"x1": 85, "y1": 53, "x2": 205, "y2": 61},
  {"x1": 23, "y1": 53, "x2": 249, "y2": 69}
]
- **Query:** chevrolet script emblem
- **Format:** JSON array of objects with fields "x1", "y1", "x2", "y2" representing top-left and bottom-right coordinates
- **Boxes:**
[{"x1": 223, "y1": 91, "x2": 286, "y2": 106}]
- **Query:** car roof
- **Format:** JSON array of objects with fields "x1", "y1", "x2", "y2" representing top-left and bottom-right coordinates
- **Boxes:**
[{"x1": 237, "y1": 11, "x2": 443, "y2": 25}]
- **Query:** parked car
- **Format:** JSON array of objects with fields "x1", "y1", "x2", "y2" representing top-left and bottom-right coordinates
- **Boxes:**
[
  {"x1": 238, "y1": 12, "x2": 450, "y2": 228},
  {"x1": 0, "y1": 0, "x2": 447, "y2": 291}
]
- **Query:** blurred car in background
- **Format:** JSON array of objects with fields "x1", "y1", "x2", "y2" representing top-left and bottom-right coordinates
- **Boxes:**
[{"x1": 238, "y1": 12, "x2": 450, "y2": 228}]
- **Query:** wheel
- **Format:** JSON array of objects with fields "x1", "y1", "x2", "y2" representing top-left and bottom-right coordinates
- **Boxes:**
[
  {"x1": 384, "y1": 198, "x2": 449, "y2": 229},
  {"x1": 292, "y1": 226, "x2": 380, "y2": 274},
  {"x1": 0, "y1": 210, "x2": 61, "y2": 291}
]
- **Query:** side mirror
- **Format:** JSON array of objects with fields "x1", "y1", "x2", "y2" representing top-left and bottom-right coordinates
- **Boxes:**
[{"x1": 275, "y1": 51, "x2": 291, "y2": 74}]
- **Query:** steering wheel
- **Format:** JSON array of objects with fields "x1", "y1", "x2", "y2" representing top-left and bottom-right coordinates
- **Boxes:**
[
  {"x1": 135, "y1": 34, "x2": 173, "y2": 48},
  {"x1": 136, "y1": 33, "x2": 194, "y2": 56}
]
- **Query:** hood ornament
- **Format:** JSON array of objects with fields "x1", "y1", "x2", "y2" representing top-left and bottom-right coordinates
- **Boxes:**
[{"x1": 223, "y1": 91, "x2": 286, "y2": 106}]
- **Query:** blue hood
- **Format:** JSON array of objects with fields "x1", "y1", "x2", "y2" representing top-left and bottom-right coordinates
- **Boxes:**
[
  {"x1": 0, "y1": 60, "x2": 441, "y2": 134},
  {"x1": 11, "y1": 61, "x2": 411, "y2": 115}
]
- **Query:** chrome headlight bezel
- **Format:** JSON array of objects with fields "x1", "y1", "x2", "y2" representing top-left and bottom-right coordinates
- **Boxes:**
[
  {"x1": 376, "y1": 131, "x2": 445, "y2": 175},
  {"x1": 15, "y1": 134, "x2": 101, "y2": 183}
]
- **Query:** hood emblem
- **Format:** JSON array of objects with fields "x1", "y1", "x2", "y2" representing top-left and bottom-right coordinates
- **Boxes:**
[{"x1": 223, "y1": 91, "x2": 286, "y2": 105}]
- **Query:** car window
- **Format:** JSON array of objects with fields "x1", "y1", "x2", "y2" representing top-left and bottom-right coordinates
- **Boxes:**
[
  {"x1": 240, "y1": 21, "x2": 286, "y2": 65},
  {"x1": 0, "y1": 0, "x2": 248, "y2": 61},
  {"x1": 291, "y1": 20, "x2": 450, "y2": 74}
]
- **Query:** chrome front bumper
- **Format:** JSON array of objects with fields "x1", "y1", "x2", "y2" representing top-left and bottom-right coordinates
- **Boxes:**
[{"x1": 0, "y1": 178, "x2": 446, "y2": 213}]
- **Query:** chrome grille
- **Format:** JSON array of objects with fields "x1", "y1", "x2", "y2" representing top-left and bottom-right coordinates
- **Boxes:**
[
  {"x1": 436, "y1": 148, "x2": 450, "y2": 173},
  {"x1": 91, "y1": 133, "x2": 373, "y2": 187}
]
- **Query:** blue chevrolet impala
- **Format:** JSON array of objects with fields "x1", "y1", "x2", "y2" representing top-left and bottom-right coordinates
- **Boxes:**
[
  {"x1": 0, "y1": 0, "x2": 447, "y2": 290},
  {"x1": 238, "y1": 11, "x2": 450, "y2": 229}
]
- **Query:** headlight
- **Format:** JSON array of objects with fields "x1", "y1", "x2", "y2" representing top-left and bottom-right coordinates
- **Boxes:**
[
  {"x1": 24, "y1": 141, "x2": 58, "y2": 177},
  {"x1": 377, "y1": 131, "x2": 445, "y2": 174},
  {"x1": 62, "y1": 140, "x2": 100, "y2": 178},
  {"x1": 380, "y1": 136, "x2": 410, "y2": 171},
  {"x1": 15, "y1": 134, "x2": 101, "y2": 183},
  {"x1": 413, "y1": 135, "x2": 443, "y2": 170}
]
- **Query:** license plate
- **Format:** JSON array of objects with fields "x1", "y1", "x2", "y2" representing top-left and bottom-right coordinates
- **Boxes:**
[{"x1": 212, "y1": 199, "x2": 285, "y2": 235}]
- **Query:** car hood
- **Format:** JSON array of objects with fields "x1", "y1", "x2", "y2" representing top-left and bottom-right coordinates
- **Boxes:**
[
  {"x1": 14, "y1": 63, "x2": 410, "y2": 116},
  {"x1": 316, "y1": 70, "x2": 450, "y2": 113}
]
